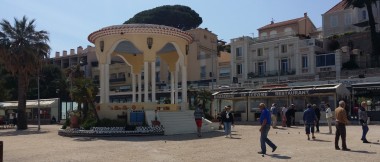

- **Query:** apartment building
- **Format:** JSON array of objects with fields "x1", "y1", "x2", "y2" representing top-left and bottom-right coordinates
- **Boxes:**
[
  {"x1": 322, "y1": 0, "x2": 380, "y2": 38},
  {"x1": 322, "y1": 0, "x2": 380, "y2": 68},
  {"x1": 230, "y1": 13, "x2": 325, "y2": 86}
]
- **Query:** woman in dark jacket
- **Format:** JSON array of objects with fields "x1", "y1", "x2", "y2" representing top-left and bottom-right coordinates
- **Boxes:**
[{"x1": 221, "y1": 105, "x2": 234, "y2": 138}]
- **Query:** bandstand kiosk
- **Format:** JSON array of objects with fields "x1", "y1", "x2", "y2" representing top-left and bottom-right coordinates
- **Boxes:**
[{"x1": 88, "y1": 24, "x2": 216, "y2": 135}]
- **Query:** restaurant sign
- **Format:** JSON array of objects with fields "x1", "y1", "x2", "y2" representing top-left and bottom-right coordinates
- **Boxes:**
[{"x1": 214, "y1": 89, "x2": 312, "y2": 99}]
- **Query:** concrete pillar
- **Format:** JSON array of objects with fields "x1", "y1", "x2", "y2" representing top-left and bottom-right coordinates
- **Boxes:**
[
  {"x1": 138, "y1": 73, "x2": 142, "y2": 102},
  {"x1": 99, "y1": 63, "x2": 109, "y2": 103},
  {"x1": 151, "y1": 62, "x2": 156, "y2": 103},
  {"x1": 175, "y1": 63, "x2": 179, "y2": 104},
  {"x1": 99, "y1": 64, "x2": 105, "y2": 103},
  {"x1": 171, "y1": 71, "x2": 175, "y2": 104},
  {"x1": 144, "y1": 62, "x2": 149, "y2": 102},
  {"x1": 181, "y1": 65, "x2": 188, "y2": 110},
  {"x1": 132, "y1": 73, "x2": 136, "y2": 102}
]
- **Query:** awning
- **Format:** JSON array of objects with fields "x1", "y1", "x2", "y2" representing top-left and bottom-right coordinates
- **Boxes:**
[
  {"x1": 213, "y1": 84, "x2": 348, "y2": 99},
  {"x1": 0, "y1": 99, "x2": 56, "y2": 109}
]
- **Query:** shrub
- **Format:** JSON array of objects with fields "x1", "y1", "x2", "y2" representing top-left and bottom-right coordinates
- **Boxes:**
[
  {"x1": 96, "y1": 118, "x2": 127, "y2": 127},
  {"x1": 81, "y1": 118, "x2": 98, "y2": 130}
]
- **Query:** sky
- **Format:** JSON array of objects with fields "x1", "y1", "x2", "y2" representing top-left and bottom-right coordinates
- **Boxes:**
[{"x1": 1, "y1": 0, "x2": 342, "y2": 57}]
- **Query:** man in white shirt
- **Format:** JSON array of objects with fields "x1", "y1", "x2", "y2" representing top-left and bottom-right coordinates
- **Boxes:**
[{"x1": 325, "y1": 103, "x2": 333, "y2": 134}]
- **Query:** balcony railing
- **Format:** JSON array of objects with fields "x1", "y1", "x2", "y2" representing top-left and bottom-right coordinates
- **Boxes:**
[
  {"x1": 110, "y1": 78, "x2": 126, "y2": 83},
  {"x1": 248, "y1": 69, "x2": 296, "y2": 78}
]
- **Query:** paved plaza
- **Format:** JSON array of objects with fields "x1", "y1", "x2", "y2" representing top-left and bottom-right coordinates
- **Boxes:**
[{"x1": 1, "y1": 123, "x2": 380, "y2": 162}]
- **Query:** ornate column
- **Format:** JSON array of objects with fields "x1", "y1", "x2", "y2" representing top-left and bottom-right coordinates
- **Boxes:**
[
  {"x1": 99, "y1": 63, "x2": 105, "y2": 103},
  {"x1": 151, "y1": 61, "x2": 156, "y2": 103},
  {"x1": 144, "y1": 62, "x2": 149, "y2": 102},
  {"x1": 104, "y1": 63, "x2": 110, "y2": 103},
  {"x1": 99, "y1": 63, "x2": 110, "y2": 103}
]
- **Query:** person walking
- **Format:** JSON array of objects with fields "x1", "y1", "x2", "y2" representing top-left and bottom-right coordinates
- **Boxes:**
[
  {"x1": 335, "y1": 100, "x2": 350, "y2": 151},
  {"x1": 194, "y1": 104, "x2": 204, "y2": 137},
  {"x1": 313, "y1": 104, "x2": 321, "y2": 132},
  {"x1": 303, "y1": 104, "x2": 317, "y2": 140},
  {"x1": 325, "y1": 103, "x2": 333, "y2": 134},
  {"x1": 359, "y1": 101, "x2": 370, "y2": 143},
  {"x1": 270, "y1": 103, "x2": 278, "y2": 129},
  {"x1": 281, "y1": 104, "x2": 288, "y2": 127},
  {"x1": 286, "y1": 104, "x2": 295, "y2": 127},
  {"x1": 221, "y1": 105, "x2": 234, "y2": 138},
  {"x1": 258, "y1": 103, "x2": 277, "y2": 155}
]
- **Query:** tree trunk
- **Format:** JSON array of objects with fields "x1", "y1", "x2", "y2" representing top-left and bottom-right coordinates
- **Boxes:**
[
  {"x1": 17, "y1": 72, "x2": 28, "y2": 130},
  {"x1": 366, "y1": 1, "x2": 380, "y2": 67}
]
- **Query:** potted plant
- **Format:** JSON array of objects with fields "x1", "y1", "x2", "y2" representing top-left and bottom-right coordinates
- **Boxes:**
[
  {"x1": 69, "y1": 110, "x2": 81, "y2": 128},
  {"x1": 151, "y1": 110, "x2": 161, "y2": 126}
]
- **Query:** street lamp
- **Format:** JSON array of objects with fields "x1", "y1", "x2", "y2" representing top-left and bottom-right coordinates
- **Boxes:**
[
  {"x1": 37, "y1": 74, "x2": 41, "y2": 131},
  {"x1": 277, "y1": 43, "x2": 280, "y2": 84}
]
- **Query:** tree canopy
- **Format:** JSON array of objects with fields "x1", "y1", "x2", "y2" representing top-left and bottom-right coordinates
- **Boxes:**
[
  {"x1": 124, "y1": 5, "x2": 202, "y2": 30},
  {"x1": 344, "y1": 0, "x2": 380, "y2": 66},
  {"x1": 0, "y1": 16, "x2": 50, "y2": 130}
]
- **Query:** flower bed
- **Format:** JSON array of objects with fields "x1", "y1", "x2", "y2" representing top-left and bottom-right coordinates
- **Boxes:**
[{"x1": 58, "y1": 125, "x2": 165, "y2": 137}]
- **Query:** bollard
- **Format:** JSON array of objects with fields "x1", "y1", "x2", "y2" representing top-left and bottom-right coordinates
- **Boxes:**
[{"x1": 0, "y1": 141, "x2": 3, "y2": 162}]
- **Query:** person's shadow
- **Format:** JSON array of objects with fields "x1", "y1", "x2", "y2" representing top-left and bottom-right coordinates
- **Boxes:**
[{"x1": 266, "y1": 154, "x2": 291, "y2": 159}]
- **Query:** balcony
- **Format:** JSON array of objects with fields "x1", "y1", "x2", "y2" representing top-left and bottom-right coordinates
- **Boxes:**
[
  {"x1": 110, "y1": 77, "x2": 126, "y2": 83},
  {"x1": 248, "y1": 69, "x2": 296, "y2": 78}
]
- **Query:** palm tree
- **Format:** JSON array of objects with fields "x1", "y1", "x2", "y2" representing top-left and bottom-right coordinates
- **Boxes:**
[
  {"x1": 0, "y1": 16, "x2": 50, "y2": 130},
  {"x1": 66, "y1": 65, "x2": 99, "y2": 121},
  {"x1": 344, "y1": 0, "x2": 380, "y2": 66}
]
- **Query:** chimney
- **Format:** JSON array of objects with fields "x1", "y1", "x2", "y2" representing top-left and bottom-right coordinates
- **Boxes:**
[
  {"x1": 63, "y1": 50, "x2": 67, "y2": 56},
  {"x1": 70, "y1": 49, "x2": 75, "y2": 55},
  {"x1": 77, "y1": 46, "x2": 83, "y2": 54},
  {"x1": 304, "y1": 12, "x2": 307, "y2": 18},
  {"x1": 55, "y1": 52, "x2": 60, "y2": 58}
]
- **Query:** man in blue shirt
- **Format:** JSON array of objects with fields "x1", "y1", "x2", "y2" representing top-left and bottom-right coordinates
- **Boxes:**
[
  {"x1": 258, "y1": 103, "x2": 277, "y2": 154},
  {"x1": 303, "y1": 104, "x2": 317, "y2": 140}
]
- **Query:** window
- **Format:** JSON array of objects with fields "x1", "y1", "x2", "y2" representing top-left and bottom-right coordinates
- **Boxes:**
[
  {"x1": 345, "y1": 13, "x2": 352, "y2": 26},
  {"x1": 118, "y1": 72, "x2": 125, "y2": 78},
  {"x1": 316, "y1": 53, "x2": 335, "y2": 67},
  {"x1": 156, "y1": 58, "x2": 160, "y2": 66},
  {"x1": 281, "y1": 59, "x2": 288, "y2": 73},
  {"x1": 261, "y1": 32, "x2": 267, "y2": 39},
  {"x1": 361, "y1": 10, "x2": 367, "y2": 20},
  {"x1": 167, "y1": 71, "x2": 171, "y2": 80},
  {"x1": 257, "y1": 48, "x2": 263, "y2": 56},
  {"x1": 281, "y1": 44, "x2": 287, "y2": 53},
  {"x1": 270, "y1": 30, "x2": 277, "y2": 38},
  {"x1": 302, "y1": 55, "x2": 308, "y2": 68},
  {"x1": 330, "y1": 15, "x2": 338, "y2": 27},
  {"x1": 110, "y1": 73, "x2": 117, "y2": 79},
  {"x1": 236, "y1": 64, "x2": 242, "y2": 75},
  {"x1": 236, "y1": 47, "x2": 242, "y2": 57},
  {"x1": 156, "y1": 71, "x2": 160, "y2": 82},
  {"x1": 200, "y1": 66, "x2": 206, "y2": 79},
  {"x1": 197, "y1": 51, "x2": 207, "y2": 60},
  {"x1": 258, "y1": 62, "x2": 266, "y2": 76},
  {"x1": 219, "y1": 68, "x2": 230, "y2": 77}
]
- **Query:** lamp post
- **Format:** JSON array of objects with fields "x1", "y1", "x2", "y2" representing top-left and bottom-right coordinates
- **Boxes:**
[
  {"x1": 37, "y1": 75, "x2": 41, "y2": 131},
  {"x1": 277, "y1": 43, "x2": 280, "y2": 84}
]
